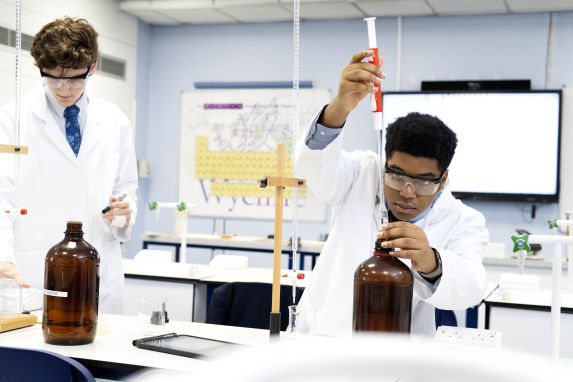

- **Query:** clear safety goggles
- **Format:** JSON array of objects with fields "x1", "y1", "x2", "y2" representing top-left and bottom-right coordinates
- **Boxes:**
[
  {"x1": 40, "y1": 67, "x2": 90, "y2": 89},
  {"x1": 384, "y1": 163, "x2": 444, "y2": 196}
]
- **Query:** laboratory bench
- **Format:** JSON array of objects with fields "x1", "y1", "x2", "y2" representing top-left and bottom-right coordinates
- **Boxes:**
[
  {"x1": 122, "y1": 258, "x2": 500, "y2": 332},
  {"x1": 122, "y1": 259, "x2": 311, "y2": 323},
  {"x1": 141, "y1": 231, "x2": 324, "y2": 269},
  {"x1": 4, "y1": 312, "x2": 573, "y2": 381},
  {"x1": 482, "y1": 251, "x2": 571, "y2": 290},
  {"x1": 0, "y1": 313, "x2": 270, "y2": 380},
  {"x1": 141, "y1": 232, "x2": 571, "y2": 275},
  {"x1": 124, "y1": 243, "x2": 573, "y2": 356},
  {"x1": 484, "y1": 287, "x2": 573, "y2": 358}
]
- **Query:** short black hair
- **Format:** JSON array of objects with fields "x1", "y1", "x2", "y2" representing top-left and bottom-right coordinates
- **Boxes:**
[{"x1": 385, "y1": 112, "x2": 457, "y2": 173}]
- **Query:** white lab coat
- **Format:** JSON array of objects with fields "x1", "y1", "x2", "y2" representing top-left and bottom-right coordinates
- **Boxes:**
[
  {"x1": 0, "y1": 85, "x2": 138, "y2": 313},
  {"x1": 295, "y1": 112, "x2": 489, "y2": 337}
]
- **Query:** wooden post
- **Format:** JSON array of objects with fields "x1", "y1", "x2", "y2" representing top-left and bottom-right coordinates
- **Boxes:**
[{"x1": 260, "y1": 143, "x2": 305, "y2": 337}]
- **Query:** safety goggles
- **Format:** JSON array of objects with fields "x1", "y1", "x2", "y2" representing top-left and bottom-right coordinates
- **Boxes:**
[
  {"x1": 40, "y1": 67, "x2": 90, "y2": 89},
  {"x1": 384, "y1": 163, "x2": 444, "y2": 196}
]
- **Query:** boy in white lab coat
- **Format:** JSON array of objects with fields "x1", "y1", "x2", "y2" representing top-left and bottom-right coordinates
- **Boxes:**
[
  {"x1": 295, "y1": 50, "x2": 489, "y2": 336},
  {"x1": 0, "y1": 17, "x2": 137, "y2": 313}
]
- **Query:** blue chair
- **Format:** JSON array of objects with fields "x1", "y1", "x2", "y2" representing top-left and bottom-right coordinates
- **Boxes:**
[
  {"x1": 0, "y1": 346, "x2": 94, "y2": 382},
  {"x1": 207, "y1": 282, "x2": 304, "y2": 331},
  {"x1": 435, "y1": 308, "x2": 458, "y2": 328},
  {"x1": 435, "y1": 306, "x2": 479, "y2": 329}
]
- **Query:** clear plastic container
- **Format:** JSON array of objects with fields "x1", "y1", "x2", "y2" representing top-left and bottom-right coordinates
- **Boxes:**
[{"x1": 0, "y1": 279, "x2": 22, "y2": 317}]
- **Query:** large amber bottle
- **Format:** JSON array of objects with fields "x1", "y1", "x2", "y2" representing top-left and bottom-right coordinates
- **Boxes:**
[
  {"x1": 353, "y1": 239, "x2": 413, "y2": 332},
  {"x1": 43, "y1": 221, "x2": 100, "y2": 345}
]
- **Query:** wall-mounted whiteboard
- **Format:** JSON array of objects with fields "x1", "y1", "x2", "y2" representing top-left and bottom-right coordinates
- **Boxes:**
[{"x1": 179, "y1": 88, "x2": 331, "y2": 221}]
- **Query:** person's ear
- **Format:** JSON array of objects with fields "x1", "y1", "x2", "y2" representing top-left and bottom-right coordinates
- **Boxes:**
[
  {"x1": 438, "y1": 169, "x2": 449, "y2": 192},
  {"x1": 89, "y1": 61, "x2": 97, "y2": 76}
]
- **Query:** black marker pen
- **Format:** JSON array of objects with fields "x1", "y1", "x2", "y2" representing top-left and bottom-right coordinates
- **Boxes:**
[{"x1": 101, "y1": 192, "x2": 127, "y2": 214}]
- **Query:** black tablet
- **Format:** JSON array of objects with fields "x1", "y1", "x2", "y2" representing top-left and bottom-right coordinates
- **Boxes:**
[{"x1": 132, "y1": 333, "x2": 244, "y2": 359}]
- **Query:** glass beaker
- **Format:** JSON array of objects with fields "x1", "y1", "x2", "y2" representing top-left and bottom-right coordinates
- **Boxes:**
[
  {"x1": 287, "y1": 304, "x2": 314, "y2": 334},
  {"x1": 0, "y1": 279, "x2": 22, "y2": 317},
  {"x1": 138, "y1": 297, "x2": 167, "y2": 336}
]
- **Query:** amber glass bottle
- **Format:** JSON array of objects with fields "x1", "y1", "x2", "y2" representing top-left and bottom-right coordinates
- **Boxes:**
[
  {"x1": 353, "y1": 239, "x2": 413, "y2": 333},
  {"x1": 43, "y1": 221, "x2": 100, "y2": 345}
]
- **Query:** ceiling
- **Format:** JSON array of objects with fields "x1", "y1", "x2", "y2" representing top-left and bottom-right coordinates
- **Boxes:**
[{"x1": 119, "y1": 0, "x2": 573, "y2": 25}]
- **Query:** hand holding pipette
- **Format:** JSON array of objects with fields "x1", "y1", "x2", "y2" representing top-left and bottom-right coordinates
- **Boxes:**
[
  {"x1": 363, "y1": 17, "x2": 388, "y2": 227},
  {"x1": 313, "y1": 49, "x2": 387, "y2": 227},
  {"x1": 318, "y1": 50, "x2": 386, "y2": 129},
  {"x1": 101, "y1": 192, "x2": 131, "y2": 228}
]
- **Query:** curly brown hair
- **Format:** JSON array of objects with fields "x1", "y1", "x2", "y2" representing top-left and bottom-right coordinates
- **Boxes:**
[{"x1": 30, "y1": 17, "x2": 99, "y2": 72}]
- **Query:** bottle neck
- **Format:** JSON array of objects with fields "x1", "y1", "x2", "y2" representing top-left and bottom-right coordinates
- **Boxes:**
[
  {"x1": 64, "y1": 221, "x2": 84, "y2": 241},
  {"x1": 374, "y1": 239, "x2": 392, "y2": 257},
  {"x1": 64, "y1": 232, "x2": 83, "y2": 241}
]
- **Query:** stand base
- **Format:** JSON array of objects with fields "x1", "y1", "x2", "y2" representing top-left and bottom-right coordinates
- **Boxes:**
[{"x1": 269, "y1": 312, "x2": 281, "y2": 338}]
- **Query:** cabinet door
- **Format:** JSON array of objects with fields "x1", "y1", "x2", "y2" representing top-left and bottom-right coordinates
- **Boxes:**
[{"x1": 123, "y1": 277, "x2": 194, "y2": 321}]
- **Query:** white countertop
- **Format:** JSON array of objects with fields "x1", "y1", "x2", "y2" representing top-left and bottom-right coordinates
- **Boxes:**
[
  {"x1": 123, "y1": 259, "x2": 311, "y2": 287},
  {"x1": 486, "y1": 287, "x2": 573, "y2": 309},
  {"x1": 483, "y1": 254, "x2": 568, "y2": 269},
  {"x1": 0, "y1": 313, "x2": 270, "y2": 372}
]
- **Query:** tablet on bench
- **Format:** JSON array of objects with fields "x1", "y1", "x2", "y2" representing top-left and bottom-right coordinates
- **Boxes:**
[{"x1": 132, "y1": 332, "x2": 244, "y2": 359}]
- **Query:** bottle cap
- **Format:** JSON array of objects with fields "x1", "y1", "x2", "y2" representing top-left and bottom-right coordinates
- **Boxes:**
[
  {"x1": 66, "y1": 221, "x2": 83, "y2": 233},
  {"x1": 374, "y1": 238, "x2": 393, "y2": 256}
]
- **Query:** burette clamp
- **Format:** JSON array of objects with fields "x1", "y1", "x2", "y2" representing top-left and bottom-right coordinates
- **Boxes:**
[
  {"x1": 282, "y1": 272, "x2": 305, "y2": 281},
  {"x1": 0, "y1": 144, "x2": 28, "y2": 154}
]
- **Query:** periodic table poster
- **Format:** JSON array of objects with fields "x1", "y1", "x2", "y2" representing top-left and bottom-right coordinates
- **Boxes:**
[{"x1": 179, "y1": 88, "x2": 330, "y2": 221}]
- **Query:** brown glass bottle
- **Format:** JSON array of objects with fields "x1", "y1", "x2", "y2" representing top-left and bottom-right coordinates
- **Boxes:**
[
  {"x1": 43, "y1": 221, "x2": 100, "y2": 345},
  {"x1": 353, "y1": 239, "x2": 413, "y2": 333}
]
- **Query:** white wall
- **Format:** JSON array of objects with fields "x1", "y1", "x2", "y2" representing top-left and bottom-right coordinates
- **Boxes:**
[
  {"x1": 128, "y1": 12, "x2": 573, "y2": 267},
  {"x1": 0, "y1": 0, "x2": 138, "y2": 125},
  {"x1": 4, "y1": 3, "x2": 571, "y2": 268}
]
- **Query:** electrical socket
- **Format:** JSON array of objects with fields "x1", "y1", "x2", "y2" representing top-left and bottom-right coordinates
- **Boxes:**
[{"x1": 434, "y1": 326, "x2": 502, "y2": 349}]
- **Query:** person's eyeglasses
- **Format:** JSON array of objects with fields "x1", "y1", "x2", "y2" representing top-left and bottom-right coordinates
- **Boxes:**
[
  {"x1": 384, "y1": 163, "x2": 443, "y2": 196},
  {"x1": 40, "y1": 68, "x2": 90, "y2": 89}
]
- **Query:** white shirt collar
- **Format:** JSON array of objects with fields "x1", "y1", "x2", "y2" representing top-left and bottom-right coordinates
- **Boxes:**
[{"x1": 44, "y1": 86, "x2": 89, "y2": 117}]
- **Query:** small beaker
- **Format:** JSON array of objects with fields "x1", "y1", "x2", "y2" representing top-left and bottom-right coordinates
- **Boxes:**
[
  {"x1": 0, "y1": 279, "x2": 23, "y2": 317},
  {"x1": 138, "y1": 297, "x2": 168, "y2": 336},
  {"x1": 287, "y1": 305, "x2": 298, "y2": 333},
  {"x1": 287, "y1": 304, "x2": 314, "y2": 334}
]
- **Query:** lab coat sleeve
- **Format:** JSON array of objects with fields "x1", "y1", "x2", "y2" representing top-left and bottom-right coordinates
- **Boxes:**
[
  {"x1": 417, "y1": 207, "x2": 488, "y2": 310},
  {"x1": 108, "y1": 108, "x2": 138, "y2": 242},
  {"x1": 295, "y1": 109, "x2": 376, "y2": 206},
  {"x1": 0, "y1": 102, "x2": 17, "y2": 264}
]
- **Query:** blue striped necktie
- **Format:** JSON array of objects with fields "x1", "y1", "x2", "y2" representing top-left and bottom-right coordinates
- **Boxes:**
[{"x1": 64, "y1": 105, "x2": 81, "y2": 156}]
